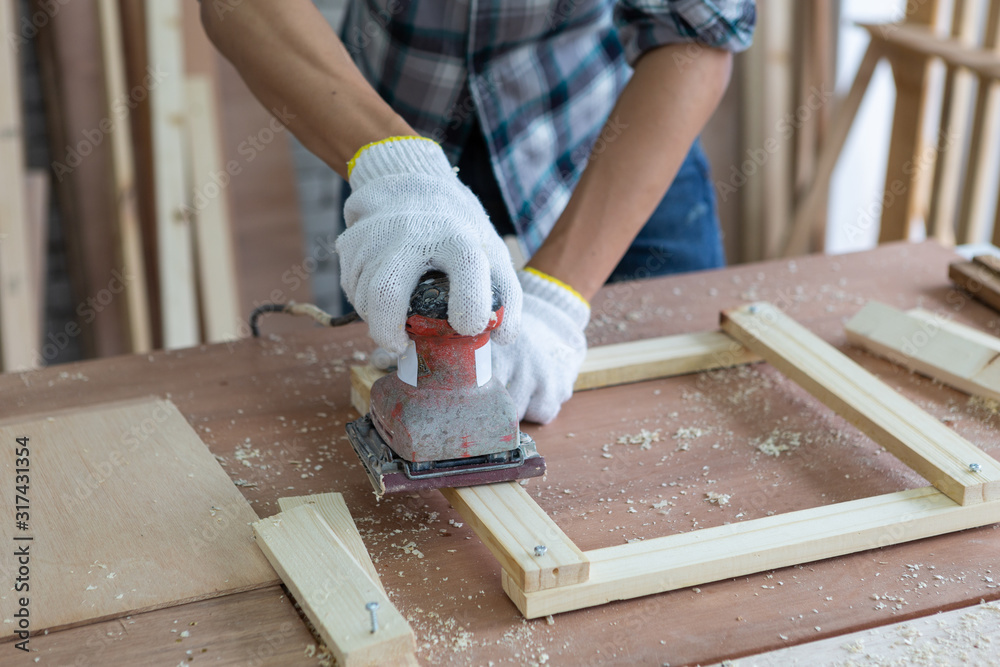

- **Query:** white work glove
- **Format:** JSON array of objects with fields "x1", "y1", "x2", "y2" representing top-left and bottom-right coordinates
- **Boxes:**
[
  {"x1": 337, "y1": 137, "x2": 522, "y2": 353},
  {"x1": 493, "y1": 268, "x2": 590, "y2": 424}
]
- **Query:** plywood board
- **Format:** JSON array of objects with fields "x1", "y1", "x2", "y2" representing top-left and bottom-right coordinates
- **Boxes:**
[
  {"x1": 253, "y1": 504, "x2": 416, "y2": 667},
  {"x1": 0, "y1": 398, "x2": 277, "y2": 637}
]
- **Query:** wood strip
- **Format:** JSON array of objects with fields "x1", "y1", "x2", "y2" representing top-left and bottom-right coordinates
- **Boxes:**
[
  {"x1": 950, "y1": 259, "x2": 1000, "y2": 312},
  {"x1": 253, "y1": 505, "x2": 417, "y2": 667},
  {"x1": 278, "y1": 493, "x2": 386, "y2": 595},
  {"x1": 957, "y1": 1, "x2": 1000, "y2": 243},
  {"x1": 0, "y1": 0, "x2": 38, "y2": 372},
  {"x1": 349, "y1": 330, "x2": 760, "y2": 415},
  {"x1": 877, "y1": 43, "x2": 938, "y2": 242},
  {"x1": 186, "y1": 75, "x2": 241, "y2": 342},
  {"x1": 25, "y1": 170, "x2": 49, "y2": 337},
  {"x1": 728, "y1": 599, "x2": 1000, "y2": 666},
  {"x1": 573, "y1": 330, "x2": 760, "y2": 391},
  {"x1": 502, "y1": 487, "x2": 1000, "y2": 618},
  {"x1": 0, "y1": 398, "x2": 279, "y2": 637},
  {"x1": 927, "y1": 0, "x2": 981, "y2": 245},
  {"x1": 860, "y1": 22, "x2": 1000, "y2": 80},
  {"x1": 846, "y1": 301, "x2": 1000, "y2": 401},
  {"x1": 760, "y1": 0, "x2": 795, "y2": 259},
  {"x1": 972, "y1": 252, "x2": 1000, "y2": 275},
  {"x1": 441, "y1": 483, "x2": 589, "y2": 592},
  {"x1": 721, "y1": 302, "x2": 1000, "y2": 505},
  {"x1": 97, "y1": 0, "x2": 151, "y2": 353},
  {"x1": 783, "y1": 43, "x2": 881, "y2": 256},
  {"x1": 146, "y1": 0, "x2": 199, "y2": 349},
  {"x1": 907, "y1": 306, "x2": 1000, "y2": 351}
]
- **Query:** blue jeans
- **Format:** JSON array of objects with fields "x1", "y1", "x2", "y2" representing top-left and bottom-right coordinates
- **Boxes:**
[{"x1": 606, "y1": 139, "x2": 725, "y2": 282}]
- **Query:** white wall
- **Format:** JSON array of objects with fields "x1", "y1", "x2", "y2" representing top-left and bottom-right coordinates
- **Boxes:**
[{"x1": 826, "y1": 0, "x2": 909, "y2": 253}]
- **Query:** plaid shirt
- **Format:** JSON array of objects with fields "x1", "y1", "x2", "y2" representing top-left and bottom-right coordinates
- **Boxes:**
[{"x1": 342, "y1": 0, "x2": 756, "y2": 255}]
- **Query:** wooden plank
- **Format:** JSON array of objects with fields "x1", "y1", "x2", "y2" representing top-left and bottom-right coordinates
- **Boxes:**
[
  {"x1": 252, "y1": 504, "x2": 416, "y2": 667},
  {"x1": 783, "y1": 43, "x2": 880, "y2": 256},
  {"x1": 973, "y1": 252, "x2": 1000, "y2": 274},
  {"x1": 759, "y1": 0, "x2": 795, "y2": 259},
  {"x1": 728, "y1": 599, "x2": 1000, "y2": 666},
  {"x1": 25, "y1": 170, "x2": 49, "y2": 337},
  {"x1": 846, "y1": 301, "x2": 1000, "y2": 401},
  {"x1": 957, "y1": 1, "x2": 1000, "y2": 243},
  {"x1": 573, "y1": 330, "x2": 760, "y2": 391},
  {"x1": 721, "y1": 302, "x2": 1000, "y2": 505},
  {"x1": 0, "y1": 0, "x2": 38, "y2": 372},
  {"x1": 96, "y1": 0, "x2": 151, "y2": 353},
  {"x1": 950, "y1": 259, "x2": 1000, "y2": 312},
  {"x1": 502, "y1": 487, "x2": 1000, "y2": 618},
  {"x1": 861, "y1": 22, "x2": 1000, "y2": 80},
  {"x1": 907, "y1": 306, "x2": 1000, "y2": 351},
  {"x1": 0, "y1": 398, "x2": 278, "y2": 637},
  {"x1": 350, "y1": 330, "x2": 760, "y2": 415},
  {"x1": 146, "y1": 0, "x2": 199, "y2": 349},
  {"x1": 118, "y1": 0, "x2": 162, "y2": 349},
  {"x1": 927, "y1": 0, "x2": 981, "y2": 245},
  {"x1": 185, "y1": 75, "x2": 242, "y2": 343},
  {"x1": 441, "y1": 483, "x2": 589, "y2": 593},
  {"x1": 35, "y1": 0, "x2": 135, "y2": 359},
  {"x1": 878, "y1": 45, "x2": 937, "y2": 242},
  {"x1": 278, "y1": 493, "x2": 385, "y2": 594}
]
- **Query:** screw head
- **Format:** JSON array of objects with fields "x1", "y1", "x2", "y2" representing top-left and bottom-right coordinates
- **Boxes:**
[
  {"x1": 366, "y1": 601, "x2": 380, "y2": 611},
  {"x1": 748, "y1": 304, "x2": 759, "y2": 314},
  {"x1": 969, "y1": 462, "x2": 982, "y2": 473},
  {"x1": 533, "y1": 545, "x2": 547, "y2": 557}
]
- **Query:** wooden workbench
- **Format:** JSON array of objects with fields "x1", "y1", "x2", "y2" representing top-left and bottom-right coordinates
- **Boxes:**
[{"x1": 4, "y1": 241, "x2": 999, "y2": 665}]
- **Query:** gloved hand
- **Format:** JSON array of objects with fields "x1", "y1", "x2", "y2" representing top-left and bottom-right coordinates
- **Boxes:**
[
  {"x1": 336, "y1": 136, "x2": 522, "y2": 353},
  {"x1": 493, "y1": 268, "x2": 590, "y2": 424}
]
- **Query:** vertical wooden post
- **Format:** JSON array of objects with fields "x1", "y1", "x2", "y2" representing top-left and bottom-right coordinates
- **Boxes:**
[
  {"x1": 0, "y1": 0, "x2": 38, "y2": 371},
  {"x1": 97, "y1": 0, "x2": 152, "y2": 353},
  {"x1": 957, "y1": 1, "x2": 1000, "y2": 244},
  {"x1": 878, "y1": 0, "x2": 943, "y2": 243},
  {"x1": 146, "y1": 0, "x2": 199, "y2": 349},
  {"x1": 927, "y1": 0, "x2": 981, "y2": 246}
]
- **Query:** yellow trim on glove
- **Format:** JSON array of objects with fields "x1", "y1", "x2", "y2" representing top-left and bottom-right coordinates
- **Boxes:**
[
  {"x1": 524, "y1": 267, "x2": 590, "y2": 307},
  {"x1": 346, "y1": 135, "x2": 438, "y2": 177}
]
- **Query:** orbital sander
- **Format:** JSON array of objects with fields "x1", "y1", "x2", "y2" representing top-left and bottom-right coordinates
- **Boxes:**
[{"x1": 345, "y1": 272, "x2": 545, "y2": 496}]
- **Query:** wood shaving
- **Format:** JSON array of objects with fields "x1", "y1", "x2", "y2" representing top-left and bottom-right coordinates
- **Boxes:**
[
  {"x1": 753, "y1": 429, "x2": 802, "y2": 457},
  {"x1": 705, "y1": 492, "x2": 731, "y2": 506}
]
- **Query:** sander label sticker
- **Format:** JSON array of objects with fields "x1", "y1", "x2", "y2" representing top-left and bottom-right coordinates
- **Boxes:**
[
  {"x1": 397, "y1": 341, "x2": 418, "y2": 387},
  {"x1": 475, "y1": 338, "x2": 492, "y2": 387}
]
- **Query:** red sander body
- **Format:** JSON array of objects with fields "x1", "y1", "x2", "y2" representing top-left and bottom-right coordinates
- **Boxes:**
[{"x1": 346, "y1": 272, "x2": 545, "y2": 496}]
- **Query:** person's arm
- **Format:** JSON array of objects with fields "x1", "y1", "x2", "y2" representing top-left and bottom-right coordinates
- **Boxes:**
[
  {"x1": 526, "y1": 44, "x2": 732, "y2": 301},
  {"x1": 201, "y1": 0, "x2": 414, "y2": 179},
  {"x1": 202, "y1": 1, "x2": 522, "y2": 349}
]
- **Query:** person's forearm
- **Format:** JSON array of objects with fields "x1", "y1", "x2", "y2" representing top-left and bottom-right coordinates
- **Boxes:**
[
  {"x1": 201, "y1": 0, "x2": 414, "y2": 179},
  {"x1": 527, "y1": 44, "x2": 732, "y2": 301}
]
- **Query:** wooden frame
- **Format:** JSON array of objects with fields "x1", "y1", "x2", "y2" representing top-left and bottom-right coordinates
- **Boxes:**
[{"x1": 350, "y1": 304, "x2": 1000, "y2": 618}]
